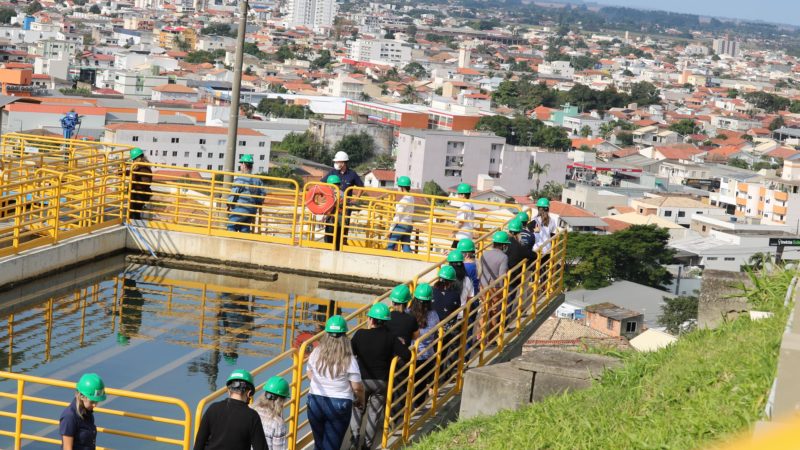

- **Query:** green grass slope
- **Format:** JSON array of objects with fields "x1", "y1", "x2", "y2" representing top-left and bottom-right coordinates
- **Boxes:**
[{"x1": 414, "y1": 270, "x2": 792, "y2": 450}]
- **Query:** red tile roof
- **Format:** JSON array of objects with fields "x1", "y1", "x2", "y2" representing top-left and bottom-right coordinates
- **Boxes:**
[
  {"x1": 5, "y1": 103, "x2": 107, "y2": 115},
  {"x1": 152, "y1": 84, "x2": 196, "y2": 93},
  {"x1": 601, "y1": 217, "x2": 631, "y2": 232},
  {"x1": 367, "y1": 169, "x2": 395, "y2": 181},
  {"x1": 654, "y1": 145, "x2": 705, "y2": 160},
  {"x1": 571, "y1": 138, "x2": 604, "y2": 149},
  {"x1": 548, "y1": 201, "x2": 595, "y2": 218},
  {"x1": 766, "y1": 146, "x2": 800, "y2": 159}
]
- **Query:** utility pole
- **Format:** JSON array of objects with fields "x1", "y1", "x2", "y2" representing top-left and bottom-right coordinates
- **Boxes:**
[{"x1": 223, "y1": 0, "x2": 249, "y2": 182}]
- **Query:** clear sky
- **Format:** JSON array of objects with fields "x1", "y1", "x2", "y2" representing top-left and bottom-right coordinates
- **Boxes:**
[{"x1": 591, "y1": 0, "x2": 800, "y2": 27}]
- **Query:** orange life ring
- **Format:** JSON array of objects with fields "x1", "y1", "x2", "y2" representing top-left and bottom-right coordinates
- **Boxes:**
[{"x1": 304, "y1": 184, "x2": 336, "y2": 215}]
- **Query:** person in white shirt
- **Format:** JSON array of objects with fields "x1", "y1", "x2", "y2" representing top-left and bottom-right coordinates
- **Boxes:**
[
  {"x1": 306, "y1": 316, "x2": 365, "y2": 450},
  {"x1": 531, "y1": 198, "x2": 559, "y2": 287},
  {"x1": 452, "y1": 183, "x2": 475, "y2": 248},
  {"x1": 387, "y1": 176, "x2": 415, "y2": 253}
]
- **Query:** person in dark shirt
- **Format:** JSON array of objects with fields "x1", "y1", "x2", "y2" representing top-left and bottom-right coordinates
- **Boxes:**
[
  {"x1": 433, "y1": 266, "x2": 463, "y2": 379},
  {"x1": 349, "y1": 303, "x2": 411, "y2": 450},
  {"x1": 60, "y1": 373, "x2": 106, "y2": 450},
  {"x1": 321, "y1": 151, "x2": 364, "y2": 248},
  {"x1": 385, "y1": 284, "x2": 419, "y2": 346},
  {"x1": 193, "y1": 369, "x2": 267, "y2": 450},
  {"x1": 506, "y1": 219, "x2": 534, "y2": 325}
]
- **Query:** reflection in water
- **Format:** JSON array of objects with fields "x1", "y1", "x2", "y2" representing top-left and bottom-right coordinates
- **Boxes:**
[{"x1": 0, "y1": 266, "x2": 364, "y2": 392}]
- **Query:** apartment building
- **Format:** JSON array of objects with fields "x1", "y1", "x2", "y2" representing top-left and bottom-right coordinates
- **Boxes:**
[
  {"x1": 326, "y1": 74, "x2": 364, "y2": 100},
  {"x1": 349, "y1": 38, "x2": 412, "y2": 67},
  {"x1": 104, "y1": 123, "x2": 270, "y2": 174},
  {"x1": 630, "y1": 196, "x2": 723, "y2": 227},
  {"x1": 537, "y1": 60, "x2": 574, "y2": 79},
  {"x1": 113, "y1": 72, "x2": 189, "y2": 99},
  {"x1": 394, "y1": 129, "x2": 568, "y2": 196},
  {"x1": 157, "y1": 27, "x2": 197, "y2": 51},
  {"x1": 287, "y1": 0, "x2": 337, "y2": 31}
]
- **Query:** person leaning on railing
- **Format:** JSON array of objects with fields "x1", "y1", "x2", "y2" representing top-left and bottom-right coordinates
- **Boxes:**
[
  {"x1": 127, "y1": 148, "x2": 152, "y2": 220},
  {"x1": 477, "y1": 231, "x2": 510, "y2": 343},
  {"x1": 387, "y1": 176, "x2": 415, "y2": 253},
  {"x1": 531, "y1": 198, "x2": 559, "y2": 283},
  {"x1": 409, "y1": 283, "x2": 439, "y2": 409},
  {"x1": 451, "y1": 183, "x2": 475, "y2": 248},
  {"x1": 349, "y1": 303, "x2": 411, "y2": 450},
  {"x1": 320, "y1": 151, "x2": 364, "y2": 247},
  {"x1": 226, "y1": 154, "x2": 266, "y2": 233},
  {"x1": 306, "y1": 315, "x2": 365, "y2": 450},
  {"x1": 252, "y1": 376, "x2": 291, "y2": 450},
  {"x1": 193, "y1": 369, "x2": 267, "y2": 450},
  {"x1": 60, "y1": 373, "x2": 106, "y2": 450}
]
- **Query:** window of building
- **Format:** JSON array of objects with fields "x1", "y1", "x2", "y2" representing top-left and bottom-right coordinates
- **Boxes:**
[
  {"x1": 171, "y1": 137, "x2": 179, "y2": 143},
  {"x1": 207, "y1": 164, "x2": 212, "y2": 170},
  {"x1": 625, "y1": 321, "x2": 637, "y2": 333},
  {"x1": 707, "y1": 257, "x2": 718, "y2": 261},
  {"x1": 238, "y1": 140, "x2": 246, "y2": 146},
  {"x1": 724, "y1": 257, "x2": 735, "y2": 261},
  {"x1": 219, "y1": 153, "x2": 224, "y2": 159},
  {"x1": 208, "y1": 153, "x2": 213, "y2": 158},
  {"x1": 172, "y1": 151, "x2": 177, "y2": 156},
  {"x1": 199, "y1": 138, "x2": 206, "y2": 145},
  {"x1": 259, "y1": 155, "x2": 265, "y2": 160},
  {"x1": 132, "y1": 136, "x2": 139, "y2": 142},
  {"x1": 664, "y1": 210, "x2": 672, "y2": 217},
  {"x1": 218, "y1": 165, "x2": 223, "y2": 170},
  {"x1": 183, "y1": 164, "x2": 188, "y2": 167},
  {"x1": 258, "y1": 142, "x2": 265, "y2": 147},
  {"x1": 153, "y1": 137, "x2": 158, "y2": 143},
  {"x1": 606, "y1": 318, "x2": 613, "y2": 330},
  {"x1": 197, "y1": 152, "x2": 202, "y2": 157},
  {"x1": 701, "y1": 225, "x2": 707, "y2": 232},
  {"x1": 678, "y1": 211, "x2": 686, "y2": 217},
  {"x1": 218, "y1": 139, "x2": 225, "y2": 146},
  {"x1": 161, "y1": 150, "x2": 167, "y2": 156},
  {"x1": 184, "y1": 152, "x2": 189, "y2": 157}
]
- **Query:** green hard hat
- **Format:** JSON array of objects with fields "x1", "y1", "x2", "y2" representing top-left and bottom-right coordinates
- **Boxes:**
[
  {"x1": 367, "y1": 303, "x2": 391, "y2": 321},
  {"x1": 508, "y1": 219, "x2": 522, "y2": 233},
  {"x1": 327, "y1": 174, "x2": 341, "y2": 185},
  {"x1": 397, "y1": 176, "x2": 411, "y2": 187},
  {"x1": 456, "y1": 183, "x2": 472, "y2": 194},
  {"x1": 129, "y1": 147, "x2": 143, "y2": 161},
  {"x1": 263, "y1": 376, "x2": 291, "y2": 398},
  {"x1": 447, "y1": 249, "x2": 464, "y2": 263},
  {"x1": 456, "y1": 238, "x2": 475, "y2": 253},
  {"x1": 76, "y1": 373, "x2": 107, "y2": 402},
  {"x1": 389, "y1": 284, "x2": 411, "y2": 304},
  {"x1": 226, "y1": 369, "x2": 254, "y2": 386},
  {"x1": 438, "y1": 265, "x2": 457, "y2": 281},
  {"x1": 414, "y1": 282, "x2": 433, "y2": 301},
  {"x1": 492, "y1": 230, "x2": 511, "y2": 245},
  {"x1": 516, "y1": 211, "x2": 529, "y2": 223},
  {"x1": 325, "y1": 315, "x2": 348, "y2": 334},
  {"x1": 116, "y1": 333, "x2": 129, "y2": 346},
  {"x1": 239, "y1": 154, "x2": 254, "y2": 164},
  {"x1": 536, "y1": 197, "x2": 551, "y2": 208}
]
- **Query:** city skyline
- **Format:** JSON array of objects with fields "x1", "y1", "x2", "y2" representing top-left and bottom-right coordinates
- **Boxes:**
[{"x1": 592, "y1": 0, "x2": 800, "y2": 27}]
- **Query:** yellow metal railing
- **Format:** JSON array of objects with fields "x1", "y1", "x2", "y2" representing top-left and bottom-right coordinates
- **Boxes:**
[{"x1": 0, "y1": 371, "x2": 192, "y2": 449}]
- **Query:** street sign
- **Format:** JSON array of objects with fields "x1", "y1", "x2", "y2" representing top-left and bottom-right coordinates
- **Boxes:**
[{"x1": 769, "y1": 237, "x2": 800, "y2": 247}]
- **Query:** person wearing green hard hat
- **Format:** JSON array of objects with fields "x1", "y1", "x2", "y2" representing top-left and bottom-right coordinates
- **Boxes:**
[
  {"x1": 321, "y1": 151, "x2": 364, "y2": 250},
  {"x1": 194, "y1": 368, "x2": 267, "y2": 450},
  {"x1": 323, "y1": 174, "x2": 346, "y2": 250},
  {"x1": 387, "y1": 175, "x2": 415, "y2": 253},
  {"x1": 532, "y1": 197, "x2": 557, "y2": 257},
  {"x1": 409, "y1": 282, "x2": 440, "y2": 408},
  {"x1": 506, "y1": 219, "x2": 534, "y2": 319},
  {"x1": 451, "y1": 182, "x2": 475, "y2": 248},
  {"x1": 457, "y1": 239, "x2": 480, "y2": 296},
  {"x1": 226, "y1": 154, "x2": 266, "y2": 233},
  {"x1": 253, "y1": 376, "x2": 291, "y2": 450},
  {"x1": 307, "y1": 315, "x2": 365, "y2": 450},
  {"x1": 477, "y1": 230, "x2": 510, "y2": 343},
  {"x1": 350, "y1": 302, "x2": 411, "y2": 449},
  {"x1": 127, "y1": 147, "x2": 152, "y2": 220},
  {"x1": 515, "y1": 210, "x2": 534, "y2": 248},
  {"x1": 447, "y1": 250, "x2": 474, "y2": 313},
  {"x1": 60, "y1": 373, "x2": 106, "y2": 450},
  {"x1": 386, "y1": 284, "x2": 418, "y2": 346}
]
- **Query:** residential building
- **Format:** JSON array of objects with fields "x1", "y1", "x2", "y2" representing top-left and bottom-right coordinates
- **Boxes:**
[
  {"x1": 349, "y1": 38, "x2": 412, "y2": 67},
  {"x1": 287, "y1": 0, "x2": 337, "y2": 31},
  {"x1": 157, "y1": 27, "x2": 197, "y2": 51},
  {"x1": 537, "y1": 60, "x2": 574, "y2": 79},
  {"x1": 326, "y1": 74, "x2": 364, "y2": 100},
  {"x1": 33, "y1": 57, "x2": 69, "y2": 80},
  {"x1": 712, "y1": 37, "x2": 739, "y2": 57},
  {"x1": 584, "y1": 303, "x2": 644, "y2": 339},
  {"x1": 394, "y1": 129, "x2": 568, "y2": 196},
  {"x1": 632, "y1": 126, "x2": 680, "y2": 146},
  {"x1": 35, "y1": 39, "x2": 79, "y2": 60},
  {"x1": 104, "y1": 123, "x2": 270, "y2": 174},
  {"x1": 630, "y1": 196, "x2": 723, "y2": 227},
  {"x1": 657, "y1": 161, "x2": 711, "y2": 185},
  {"x1": 363, "y1": 169, "x2": 396, "y2": 188},
  {"x1": 151, "y1": 84, "x2": 199, "y2": 103},
  {"x1": 113, "y1": 72, "x2": 189, "y2": 99},
  {"x1": 196, "y1": 35, "x2": 235, "y2": 52}
]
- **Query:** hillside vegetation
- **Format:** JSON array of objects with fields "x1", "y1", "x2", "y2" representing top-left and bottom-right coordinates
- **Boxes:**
[{"x1": 414, "y1": 269, "x2": 793, "y2": 450}]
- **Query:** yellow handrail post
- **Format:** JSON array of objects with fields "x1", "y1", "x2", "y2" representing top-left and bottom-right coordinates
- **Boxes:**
[
  {"x1": 52, "y1": 177, "x2": 63, "y2": 244},
  {"x1": 208, "y1": 175, "x2": 216, "y2": 235},
  {"x1": 517, "y1": 260, "x2": 527, "y2": 330},
  {"x1": 455, "y1": 302, "x2": 470, "y2": 391},
  {"x1": 401, "y1": 352, "x2": 417, "y2": 441},
  {"x1": 14, "y1": 379, "x2": 24, "y2": 449},
  {"x1": 498, "y1": 273, "x2": 510, "y2": 351},
  {"x1": 426, "y1": 199, "x2": 434, "y2": 262},
  {"x1": 381, "y1": 356, "x2": 398, "y2": 449},
  {"x1": 198, "y1": 285, "x2": 207, "y2": 345},
  {"x1": 431, "y1": 327, "x2": 444, "y2": 411}
]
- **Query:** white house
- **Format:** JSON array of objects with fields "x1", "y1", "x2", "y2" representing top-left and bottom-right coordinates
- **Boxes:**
[
  {"x1": 151, "y1": 84, "x2": 199, "y2": 103},
  {"x1": 349, "y1": 38, "x2": 412, "y2": 67}
]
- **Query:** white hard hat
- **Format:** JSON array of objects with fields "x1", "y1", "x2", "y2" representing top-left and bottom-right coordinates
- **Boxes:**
[{"x1": 333, "y1": 151, "x2": 349, "y2": 162}]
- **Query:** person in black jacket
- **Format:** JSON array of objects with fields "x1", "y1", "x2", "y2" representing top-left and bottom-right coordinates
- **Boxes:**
[
  {"x1": 349, "y1": 303, "x2": 411, "y2": 450},
  {"x1": 506, "y1": 219, "x2": 534, "y2": 324},
  {"x1": 193, "y1": 369, "x2": 267, "y2": 450}
]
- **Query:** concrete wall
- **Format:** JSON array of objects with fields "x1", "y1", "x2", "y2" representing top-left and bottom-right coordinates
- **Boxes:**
[
  {"x1": 126, "y1": 227, "x2": 434, "y2": 283},
  {"x1": 309, "y1": 119, "x2": 394, "y2": 156},
  {"x1": 697, "y1": 269, "x2": 752, "y2": 329}
]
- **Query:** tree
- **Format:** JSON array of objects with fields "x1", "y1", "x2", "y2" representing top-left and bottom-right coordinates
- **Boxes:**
[
  {"x1": 310, "y1": 50, "x2": 331, "y2": 70},
  {"x1": 529, "y1": 162, "x2": 549, "y2": 193},
  {"x1": 243, "y1": 42, "x2": 267, "y2": 60},
  {"x1": 89, "y1": 3, "x2": 101, "y2": 14},
  {"x1": 423, "y1": 181, "x2": 448, "y2": 204},
  {"x1": 617, "y1": 132, "x2": 634, "y2": 146},
  {"x1": 565, "y1": 225, "x2": 675, "y2": 290},
  {"x1": 599, "y1": 121, "x2": 616, "y2": 139},
  {"x1": 579, "y1": 125, "x2": 592, "y2": 137},
  {"x1": 629, "y1": 81, "x2": 660, "y2": 106},
  {"x1": 727, "y1": 158, "x2": 750, "y2": 170},
  {"x1": 333, "y1": 132, "x2": 374, "y2": 167},
  {"x1": 0, "y1": 7, "x2": 15, "y2": 24},
  {"x1": 201, "y1": 23, "x2": 235, "y2": 37},
  {"x1": 621, "y1": 69, "x2": 634, "y2": 77},
  {"x1": 668, "y1": 119, "x2": 697, "y2": 136},
  {"x1": 274, "y1": 132, "x2": 330, "y2": 163},
  {"x1": 791, "y1": 101, "x2": 800, "y2": 114},
  {"x1": 535, "y1": 126, "x2": 571, "y2": 150},
  {"x1": 403, "y1": 62, "x2": 427, "y2": 79},
  {"x1": 24, "y1": 1, "x2": 43, "y2": 15},
  {"x1": 274, "y1": 45, "x2": 294, "y2": 63},
  {"x1": 535, "y1": 181, "x2": 563, "y2": 201},
  {"x1": 185, "y1": 49, "x2": 225, "y2": 64},
  {"x1": 769, "y1": 116, "x2": 785, "y2": 131},
  {"x1": 264, "y1": 165, "x2": 304, "y2": 188},
  {"x1": 406, "y1": 24, "x2": 418, "y2": 41},
  {"x1": 743, "y1": 252, "x2": 772, "y2": 272},
  {"x1": 727, "y1": 88, "x2": 738, "y2": 98},
  {"x1": 743, "y1": 91, "x2": 790, "y2": 113},
  {"x1": 373, "y1": 154, "x2": 395, "y2": 170},
  {"x1": 657, "y1": 295, "x2": 698, "y2": 335}
]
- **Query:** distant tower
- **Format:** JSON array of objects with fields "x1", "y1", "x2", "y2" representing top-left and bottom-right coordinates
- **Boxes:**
[
  {"x1": 458, "y1": 46, "x2": 471, "y2": 69},
  {"x1": 624, "y1": 31, "x2": 630, "y2": 43}
]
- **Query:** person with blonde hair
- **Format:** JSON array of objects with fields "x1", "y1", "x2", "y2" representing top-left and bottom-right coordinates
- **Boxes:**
[
  {"x1": 60, "y1": 373, "x2": 106, "y2": 450},
  {"x1": 253, "y1": 376, "x2": 291, "y2": 450},
  {"x1": 307, "y1": 315, "x2": 365, "y2": 450}
]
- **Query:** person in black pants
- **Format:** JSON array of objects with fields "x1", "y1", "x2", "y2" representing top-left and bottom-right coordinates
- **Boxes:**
[
  {"x1": 432, "y1": 266, "x2": 462, "y2": 383},
  {"x1": 193, "y1": 369, "x2": 267, "y2": 450},
  {"x1": 350, "y1": 303, "x2": 411, "y2": 450}
]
